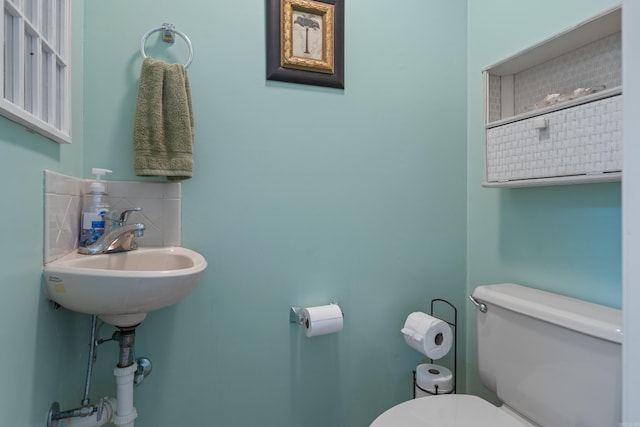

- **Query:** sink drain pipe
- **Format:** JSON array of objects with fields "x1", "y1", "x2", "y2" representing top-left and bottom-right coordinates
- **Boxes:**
[
  {"x1": 48, "y1": 323, "x2": 144, "y2": 427},
  {"x1": 49, "y1": 361, "x2": 137, "y2": 427},
  {"x1": 60, "y1": 362, "x2": 138, "y2": 427},
  {"x1": 111, "y1": 326, "x2": 138, "y2": 427},
  {"x1": 112, "y1": 362, "x2": 138, "y2": 427}
]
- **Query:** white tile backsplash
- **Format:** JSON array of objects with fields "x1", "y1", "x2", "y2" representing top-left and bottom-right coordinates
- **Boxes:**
[
  {"x1": 44, "y1": 170, "x2": 181, "y2": 264},
  {"x1": 45, "y1": 192, "x2": 82, "y2": 262}
]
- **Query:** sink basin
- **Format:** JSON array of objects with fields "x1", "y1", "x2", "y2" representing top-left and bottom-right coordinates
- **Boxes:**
[{"x1": 43, "y1": 247, "x2": 207, "y2": 327}]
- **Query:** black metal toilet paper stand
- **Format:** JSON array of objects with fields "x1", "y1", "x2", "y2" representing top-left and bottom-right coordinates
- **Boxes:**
[{"x1": 412, "y1": 298, "x2": 457, "y2": 398}]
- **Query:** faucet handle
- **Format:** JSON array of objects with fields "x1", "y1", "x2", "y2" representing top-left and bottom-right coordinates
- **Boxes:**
[{"x1": 119, "y1": 207, "x2": 142, "y2": 223}]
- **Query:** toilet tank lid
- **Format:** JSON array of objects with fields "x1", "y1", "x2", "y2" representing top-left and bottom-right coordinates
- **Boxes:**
[{"x1": 473, "y1": 283, "x2": 622, "y2": 344}]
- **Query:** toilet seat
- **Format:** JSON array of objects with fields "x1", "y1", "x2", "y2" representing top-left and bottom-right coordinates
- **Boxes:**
[{"x1": 370, "y1": 394, "x2": 532, "y2": 427}]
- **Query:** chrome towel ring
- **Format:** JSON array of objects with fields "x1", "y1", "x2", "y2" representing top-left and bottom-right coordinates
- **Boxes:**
[{"x1": 140, "y1": 23, "x2": 194, "y2": 69}]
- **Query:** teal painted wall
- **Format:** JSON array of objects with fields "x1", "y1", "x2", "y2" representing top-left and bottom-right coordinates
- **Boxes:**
[
  {"x1": 0, "y1": 1, "x2": 625, "y2": 426},
  {"x1": 82, "y1": 1, "x2": 468, "y2": 426},
  {"x1": 465, "y1": 0, "x2": 622, "y2": 400},
  {"x1": 0, "y1": 1, "x2": 86, "y2": 425}
]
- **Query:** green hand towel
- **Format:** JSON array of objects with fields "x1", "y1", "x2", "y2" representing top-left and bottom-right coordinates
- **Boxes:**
[{"x1": 133, "y1": 57, "x2": 194, "y2": 180}]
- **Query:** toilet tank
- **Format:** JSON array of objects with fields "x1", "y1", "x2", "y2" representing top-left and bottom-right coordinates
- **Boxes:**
[{"x1": 473, "y1": 283, "x2": 622, "y2": 427}]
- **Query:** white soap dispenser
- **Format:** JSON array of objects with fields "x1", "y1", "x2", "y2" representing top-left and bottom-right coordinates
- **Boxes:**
[{"x1": 79, "y1": 168, "x2": 112, "y2": 248}]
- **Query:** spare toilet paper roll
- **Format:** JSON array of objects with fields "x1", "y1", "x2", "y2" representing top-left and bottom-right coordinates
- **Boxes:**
[
  {"x1": 415, "y1": 363, "x2": 453, "y2": 395},
  {"x1": 401, "y1": 312, "x2": 452, "y2": 359},
  {"x1": 302, "y1": 304, "x2": 343, "y2": 337}
]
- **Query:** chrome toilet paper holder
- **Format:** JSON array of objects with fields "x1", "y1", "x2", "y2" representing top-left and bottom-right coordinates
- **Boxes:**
[
  {"x1": 289, "y1": 302, "x2": 342, "y2": 326},
  {"x1": 289, "y1": 306, "x2": 307, "y2": 326}
]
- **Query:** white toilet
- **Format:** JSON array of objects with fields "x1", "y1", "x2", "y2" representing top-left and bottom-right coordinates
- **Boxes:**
[{"x1": 371, "y1": 283, "x2": 622, "y2": 427}]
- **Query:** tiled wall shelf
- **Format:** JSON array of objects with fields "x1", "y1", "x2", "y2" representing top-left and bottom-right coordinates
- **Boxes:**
[{"x1": 482, "y1": 4, "x2": 622, "y2": 187}]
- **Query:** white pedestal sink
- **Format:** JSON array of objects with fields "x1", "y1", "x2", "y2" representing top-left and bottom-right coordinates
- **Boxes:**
[{"x1": 43, "y1": 247, "x2": 207, "y2": 327}]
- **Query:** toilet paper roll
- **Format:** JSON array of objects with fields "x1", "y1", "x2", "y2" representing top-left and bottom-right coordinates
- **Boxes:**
[
  {"x1": 401, "y1": 312, "x2": 452, "y2": 359},
  {"x1": 302, "y1": 304, "x2": 343, "y2": 337},
  {"x1": 415, "y1": 363, "x2": 453, "y2": 397}
]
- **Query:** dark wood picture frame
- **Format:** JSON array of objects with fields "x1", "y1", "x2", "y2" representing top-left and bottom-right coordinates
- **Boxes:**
[{"x1": 266, "y1": 0, "x2": 344, "y2": 89}]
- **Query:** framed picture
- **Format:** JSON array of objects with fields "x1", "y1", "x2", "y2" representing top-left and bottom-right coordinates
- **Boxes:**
[{"x1": 266, "y1": 0, "x2": 344, "y2": 89}]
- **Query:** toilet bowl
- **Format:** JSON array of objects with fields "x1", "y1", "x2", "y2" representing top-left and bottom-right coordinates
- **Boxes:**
[
  {"x1": 370, "y1": 394, "x2": 535, "y2": 427},
  {"x1": 370, "y1": 283, "x2": 622, "y2": 427}
]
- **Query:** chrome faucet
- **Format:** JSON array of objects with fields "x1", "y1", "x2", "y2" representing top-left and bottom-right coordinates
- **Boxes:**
[{"x1": 78, "y1": 208, "x2": 145, "y2": 255}]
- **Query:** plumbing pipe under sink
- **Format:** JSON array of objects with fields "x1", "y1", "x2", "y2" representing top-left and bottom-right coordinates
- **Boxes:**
[
  {"x1": 53, "y1": 363, "x2": 138, "y2": 427},
  {"x1": 113, "y1": 362, "x2": 138, "y2": 427},
  {"x1": 61, "y1": 398, "x2": 116, "y2": 427}
]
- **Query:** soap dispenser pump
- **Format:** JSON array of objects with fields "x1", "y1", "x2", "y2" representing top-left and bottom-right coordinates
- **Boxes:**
[{"x1": 79, "y1": 168, "x2": 112, "y2": 248}]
